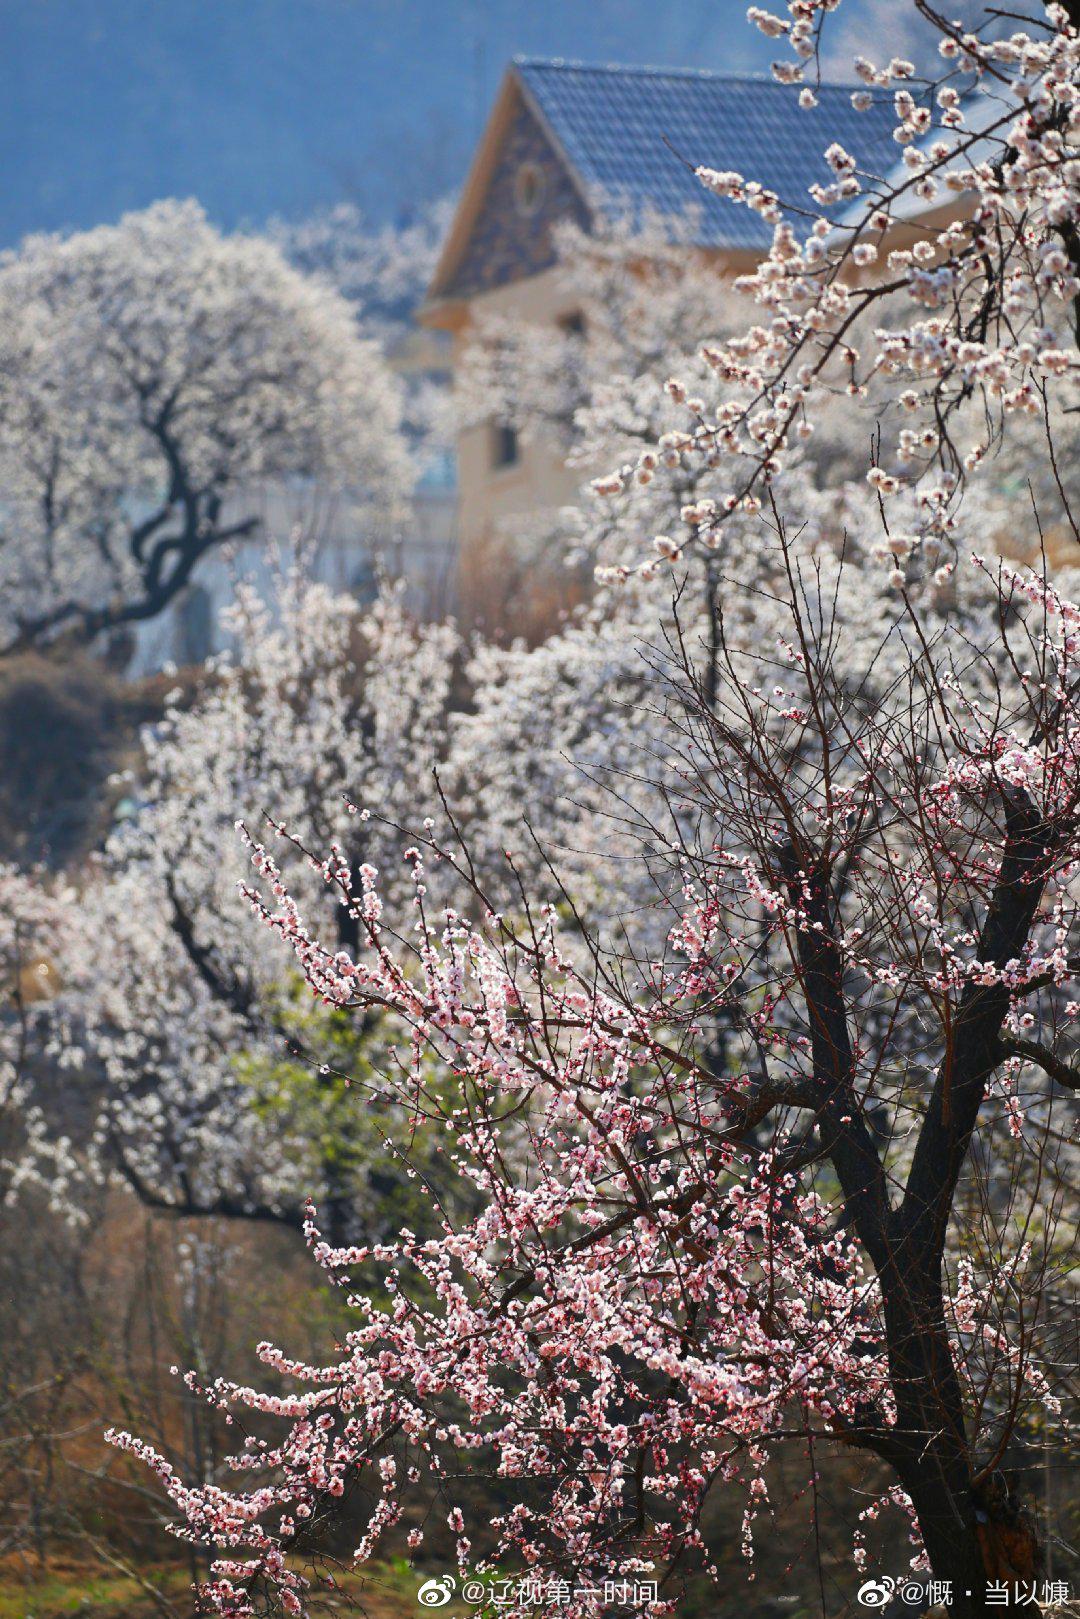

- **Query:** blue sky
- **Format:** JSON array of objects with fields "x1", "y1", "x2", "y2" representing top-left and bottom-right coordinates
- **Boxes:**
[{"x1": 0, "y1": 0, "x2": 790, "y2": 245}]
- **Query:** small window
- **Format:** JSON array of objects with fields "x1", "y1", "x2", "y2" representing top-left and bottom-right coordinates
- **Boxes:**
[
  {"x1": 514, "y1": 162, "x2": 546, "y2": 217},
  {"x1": 559, "y1": 310, "x2": 585, "y2": 337},
  {"x1": 490, "y1": 422, "x2": 519, "y2": 470}
]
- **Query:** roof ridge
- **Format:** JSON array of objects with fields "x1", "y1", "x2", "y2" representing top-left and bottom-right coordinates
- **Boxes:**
[{"x1": 512, "y1": 55, "x2": 867, "y2": 91}]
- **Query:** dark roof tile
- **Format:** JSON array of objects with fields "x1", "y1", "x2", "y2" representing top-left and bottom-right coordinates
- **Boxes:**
[{"x1": 515, "y1": 58, "x2": 900, "y2": 250}]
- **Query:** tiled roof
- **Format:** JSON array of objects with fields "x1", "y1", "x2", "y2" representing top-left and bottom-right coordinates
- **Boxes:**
[{"x1": 514, "y1": 58, "x2": 901, "y2": 250}]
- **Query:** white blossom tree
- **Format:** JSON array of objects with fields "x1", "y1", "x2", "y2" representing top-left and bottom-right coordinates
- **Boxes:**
[
  {"x1": 55, "y1": 571, "x2": 458, "y2": 1234},
  {"x1": 0, "y1": 201, "x2": 411, "y2": 654},
  {"x1": 267, "y1": 199, "x2": 453, "y2": 349},
  {"x1": 268, "y1": 199, "x2": 456, "y2": 489},
  {"x1": 0, "y1": 864, "x2": 81, "y2": 1217}
]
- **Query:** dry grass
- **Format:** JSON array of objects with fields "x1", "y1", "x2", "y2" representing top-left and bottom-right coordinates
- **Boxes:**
[{"x1": 0, "y1": 1556, "x2": 424, "y2": 1619}]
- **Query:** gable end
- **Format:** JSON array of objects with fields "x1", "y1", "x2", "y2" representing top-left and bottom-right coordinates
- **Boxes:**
[{"x1": 440, "y1": 94, "x2": 589, "y2": 302}]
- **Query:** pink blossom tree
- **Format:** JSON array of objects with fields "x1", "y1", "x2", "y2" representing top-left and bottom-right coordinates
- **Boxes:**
[
  {"x1": 112, "y1": 531, "x2": 1076, "y2": 1616},
  {"x1": 110, "y1": 4, "x2": 1080, "y2": 1614}
]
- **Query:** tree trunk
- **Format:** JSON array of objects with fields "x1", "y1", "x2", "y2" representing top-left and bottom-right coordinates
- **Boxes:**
[
  {"x1": 883, "y1": 1277, "x2": 1040, "y2": 1616},
  {"x1": 896, "y1": 1460, "x2": 1040, "y2": 1617},
  {"x1": 897, "y1": 1458, "x2": 991, "y2": 1617}
]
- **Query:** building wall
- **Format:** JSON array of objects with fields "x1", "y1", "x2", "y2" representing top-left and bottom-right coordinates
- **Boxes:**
[
  {"x1": 446, "y1": 268, "x2": 582, "y2": 626},
  {"x1": 442, "y1": 99, "x2": 589, "y2": 302},
  {"x1": 439, "y1": 249, "x2": 760, "y2": 628}
]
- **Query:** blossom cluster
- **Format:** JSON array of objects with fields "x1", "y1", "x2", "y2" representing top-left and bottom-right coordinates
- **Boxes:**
[{"x1": 592, "y1": 4, "x2": 1080, "y2": 586}]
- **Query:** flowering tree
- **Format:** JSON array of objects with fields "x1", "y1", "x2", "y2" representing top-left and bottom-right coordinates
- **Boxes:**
[
  {"x1": 268, "y1": 199, "x2": 456, "y2": 491},
  {"x1": 267, "y1": 199, "x2": 453, "y2": 350},
  {"x1": 595, "y1": 0, "x2": 1080, "y2": 587},
  {"x1": 110, "y1": 534, "x2": 1076, "y2": 1616},
  {"x1": 109, "y1": 4, "x2": 1080, "y2": 1615},
  {"x1": 448, "y1": 596, "x2": 694, "y2": 948},
  {"x1": 0, "y1": 201, "x2": 409, "y2": 654},
  {"x1": 0, "y1": 864, "x2": 80, "y2": 1217},
  {"x1": 57, "y1": 573, "x2": 457, "y2": 1234}
]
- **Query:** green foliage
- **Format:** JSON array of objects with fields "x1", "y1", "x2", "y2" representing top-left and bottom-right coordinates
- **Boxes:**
[{"x1": 234, "y1": 980, "x2": 467, "y2": 1254}]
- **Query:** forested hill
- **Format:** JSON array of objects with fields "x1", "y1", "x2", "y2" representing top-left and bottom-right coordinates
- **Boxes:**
[{"x1": 0, "y1": 0, "x2": 768, "y2": 247}]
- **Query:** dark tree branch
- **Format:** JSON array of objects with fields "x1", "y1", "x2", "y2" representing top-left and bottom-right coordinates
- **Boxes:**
[
  {"x1": 776, "y1": 843, "x2": 893, "y2": 1274},
  {"x1": 164, "y1": 874, "x2": 259, "y2": 1028},
  {"x1": 998, "y1": 1035, "x2": 1080, "y2": 1092},
  {"x1": 898, "y1": 788, "x2": 1056, "y2": 1272}
]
